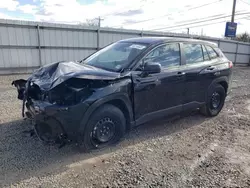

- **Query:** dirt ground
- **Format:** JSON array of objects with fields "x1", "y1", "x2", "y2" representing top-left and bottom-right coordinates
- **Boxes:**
[{"x1": 0, "y1": 66, "x2": 250, "y2": 188}]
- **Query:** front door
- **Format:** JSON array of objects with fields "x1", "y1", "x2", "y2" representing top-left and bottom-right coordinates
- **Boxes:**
[{"x1": 132, "y1": 43, "x2": 185, "y2": 125}]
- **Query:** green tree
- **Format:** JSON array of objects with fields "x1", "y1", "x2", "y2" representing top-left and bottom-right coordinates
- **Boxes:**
[{"x1": 236, "y1": 32, "x2": 250, "y2": 43}]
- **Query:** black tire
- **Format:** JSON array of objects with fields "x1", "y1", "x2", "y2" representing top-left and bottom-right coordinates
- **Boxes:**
[
  {"x1": 200, "y1": 84, "x2": 226, "y2": 117},
  {"x1": 78, "y1": 104, "x2": 126, "y2": 152}
]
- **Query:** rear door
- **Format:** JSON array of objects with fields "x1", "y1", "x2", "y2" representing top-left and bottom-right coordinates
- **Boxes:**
[
  {"x1": 202, "y1": 45, "x2": 232, "y2": 92},
  {"x1": 180, "y1": 43, "x2": 218, "y2": 108},
  {"x1": 199, "y1": 45, "x2": 225, "y2": 98}
]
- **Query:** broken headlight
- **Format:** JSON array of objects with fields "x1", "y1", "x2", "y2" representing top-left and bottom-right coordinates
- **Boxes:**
[{"x1": 47, "y1": 84, "x2": 93, "y2": 106}]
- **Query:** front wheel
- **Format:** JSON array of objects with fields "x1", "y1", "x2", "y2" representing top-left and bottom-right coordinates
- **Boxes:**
[
  {"x1": 78, "y1": 104, "x2": 126, "y2": 152},
  {"x1": 200, "y1": 84, "x2": 226, "y2": 117}
]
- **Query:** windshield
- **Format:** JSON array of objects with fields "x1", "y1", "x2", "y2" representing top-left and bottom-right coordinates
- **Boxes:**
[{"x1": 83, "y1": 42, "x2": 148, "y2": 72}]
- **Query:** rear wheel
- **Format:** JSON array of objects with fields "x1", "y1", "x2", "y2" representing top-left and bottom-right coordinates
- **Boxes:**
[
  {"x1": 200, "y1": 84, "x2": 226, "y2": 117},
  {"x1": 78, "y1": 104, "x2": 126, "y2": 152}
]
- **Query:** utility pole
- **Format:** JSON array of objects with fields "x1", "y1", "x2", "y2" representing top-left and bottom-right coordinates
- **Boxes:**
[
  {"x1": 187, "y1": 28, "x2": 190, "y2": 35},
  {"x1": 98, "y1": 16, "x2": 104, "y2": 28},
  {"x1": 231, "y1": 0, "x2": 237, "y2": 23},
  {"x1": 97, "y1": 16, "x2": 104, "y2": 50}
]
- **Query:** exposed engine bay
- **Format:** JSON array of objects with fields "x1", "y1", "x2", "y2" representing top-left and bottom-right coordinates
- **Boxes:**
[{"x1": 12, "y1": 61, "x2": 122, "y2": 147}]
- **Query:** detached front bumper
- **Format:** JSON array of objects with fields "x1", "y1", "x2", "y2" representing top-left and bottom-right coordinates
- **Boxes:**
[{"x1": 25, "y1": 99, "x2": 89, "y2": 143}]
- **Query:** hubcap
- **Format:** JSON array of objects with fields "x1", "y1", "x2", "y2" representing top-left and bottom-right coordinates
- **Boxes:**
[
  {"x1": 211, "y1": 91, "x2": 221, "y2": 109},
  {"x1": 91, "y1": 118, "x2": 115, "y2": 143}
]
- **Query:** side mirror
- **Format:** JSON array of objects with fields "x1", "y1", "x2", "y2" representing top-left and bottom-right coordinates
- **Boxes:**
[{"x1": 143, "y1": 62, "x2": 161, "y2": 74}]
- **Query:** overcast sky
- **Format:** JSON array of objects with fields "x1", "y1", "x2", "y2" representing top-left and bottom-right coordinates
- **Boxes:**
[{"x1": 0, "y1": 0, "x2": 249, "y2": 37}]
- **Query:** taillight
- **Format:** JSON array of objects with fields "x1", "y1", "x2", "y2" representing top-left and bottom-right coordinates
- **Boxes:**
[{"x1": 228, "y1": 61, "x2": 233, "y2": 68}]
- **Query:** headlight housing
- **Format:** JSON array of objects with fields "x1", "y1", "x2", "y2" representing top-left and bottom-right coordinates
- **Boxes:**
[{"x1": 47, "y1": 85, "x2": 93, "y2": 105}]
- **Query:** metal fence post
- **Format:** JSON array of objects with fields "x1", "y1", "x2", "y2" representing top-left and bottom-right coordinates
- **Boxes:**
[
  {"x1": 36, "y1": 24, "x2": 42, "y2": 67},
  {"x1": 234, "y1": 42, "x2": 239, "y2": 64},
  {"x1": 97, "y1": 28, "x2": 100, "y2": 50},
  {"x1": 140, "y1": 29, "x2": 143, "y2": 37}
]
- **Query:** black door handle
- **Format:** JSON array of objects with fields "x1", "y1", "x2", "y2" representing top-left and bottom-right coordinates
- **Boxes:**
[
  {"x1": 206, "y1": 66, "x2": 216, "y2": 71},
  {"x1": 177, "y1": 72, "x2": 186, "y2": 75}
]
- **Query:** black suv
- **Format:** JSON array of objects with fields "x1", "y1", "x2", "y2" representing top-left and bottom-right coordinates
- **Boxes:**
[{"x1": 13, "y1": 37, "x2": 233, "y2": 151}]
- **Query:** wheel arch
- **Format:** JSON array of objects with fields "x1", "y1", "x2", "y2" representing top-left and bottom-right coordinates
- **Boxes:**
[
  {"x1": 208, "y1": 76, "x2": 228, "y2": 91},
  {"x1": 206, "y1": 76, "x2": 229, "y2": 100},
  {"x1": 79, "y1": 93, "x2": 134, "y2": 133},
  {"x1": 218, "y1": 80, "x2": 228, "y2": 94}
]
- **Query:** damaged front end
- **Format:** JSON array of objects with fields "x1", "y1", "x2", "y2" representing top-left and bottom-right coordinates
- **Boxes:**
[
  {"x1": 12, "y1": 61, "x2": 120, "y2": 146},
  {"x1": 13, "y1": 78, "x2": 98, "y2": 146}
]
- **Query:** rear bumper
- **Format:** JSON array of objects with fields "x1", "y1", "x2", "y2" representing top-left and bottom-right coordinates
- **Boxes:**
[{"x1": 25, "y1": 99, "x2": 89, "y2": 142}]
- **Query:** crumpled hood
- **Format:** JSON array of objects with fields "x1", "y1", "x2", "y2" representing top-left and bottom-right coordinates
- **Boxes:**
[{"x1": 28, "y1": 61, "x2": 121, "y2": 91}]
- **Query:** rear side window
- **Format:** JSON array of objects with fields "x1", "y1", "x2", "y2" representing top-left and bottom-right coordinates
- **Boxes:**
[
  {"x1": 202, "y1": 45, "x2": 210, "y2": 61},
  {"x1": 206, "y1": 46, "x2": 218, "y2": 59},
  {"x1": 183, "y1": 44, "x2": 203, "y2": 64},
  {"x1": 145, "y1": 43, "x2": 180, "y2": 67}
]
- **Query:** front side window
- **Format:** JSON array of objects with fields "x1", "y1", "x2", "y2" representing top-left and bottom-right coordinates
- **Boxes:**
[
  {"x1": 183, "y1": 44, "x2": 203, "y2": 64},
  {"x1": 84, "y1": 42, "x2": 148, "y2": 72},
  {"x1": 144, "y1": 43, "x2": 180, "y2": 67},
  {"x1": 206, "y1": 45, "x2": 218, "y2": 59}
]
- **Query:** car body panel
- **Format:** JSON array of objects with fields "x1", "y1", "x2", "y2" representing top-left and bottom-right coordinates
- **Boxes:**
[
  {"x1": 12, "y1": 37, "x2": 232, "y2": 146},
  {"x1": 131, "y1": 66, "x2": 185, "y2": 122},
  {"x1": 28, "y1": 61, "x2": 121, "y2": 91}
]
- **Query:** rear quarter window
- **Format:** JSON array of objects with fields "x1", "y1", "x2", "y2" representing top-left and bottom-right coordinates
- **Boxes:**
[{"x1": 213, "y1": 47, "x2": 225, "y2": 57}]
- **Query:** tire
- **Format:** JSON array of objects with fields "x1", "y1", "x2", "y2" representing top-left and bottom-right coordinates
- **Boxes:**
[
  {"x1": 200, "y1": 84, "x2": 226, "y2": 117},
  {"x1": 78, "y1": 104, "x2": 126, "y2": 152}
]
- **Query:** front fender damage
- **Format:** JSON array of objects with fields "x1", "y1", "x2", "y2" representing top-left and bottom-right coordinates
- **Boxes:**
[
  {"x1": 13, "y1": 79, "x2": 92, "y2": 147},
  {"x1": 12, "y1": 61, "x2": 124, "y2": 147}
]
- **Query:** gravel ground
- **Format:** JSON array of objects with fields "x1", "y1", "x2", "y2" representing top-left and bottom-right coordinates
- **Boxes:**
[{"x1": 0, "y1": 66, "x2": 250, "y2": 188}]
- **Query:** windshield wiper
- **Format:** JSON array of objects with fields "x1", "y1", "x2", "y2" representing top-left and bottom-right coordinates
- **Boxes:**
[{"x1": 78, "y1": 59, "x2": 85, "y2": 64}]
